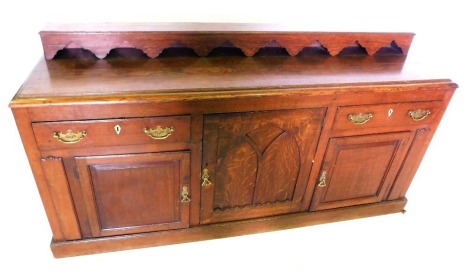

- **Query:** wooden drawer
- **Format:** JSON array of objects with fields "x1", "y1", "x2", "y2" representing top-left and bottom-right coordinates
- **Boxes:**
[
  {"x1": 333, "y1": 101, "x2": 443, "y2": 130},
  {"x1": 32, "y1": 116, "x2": 190, "y2": 150}
]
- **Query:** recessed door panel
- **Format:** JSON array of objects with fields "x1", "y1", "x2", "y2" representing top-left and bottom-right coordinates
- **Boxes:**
[
  {"x1": 310, "y1": 132, "x2": 411, "y2": 211},
  {"x1": 76, "y1": 152, "x2": 190, "y2": 237}
]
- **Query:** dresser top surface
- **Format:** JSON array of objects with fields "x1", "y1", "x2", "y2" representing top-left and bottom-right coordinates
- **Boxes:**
[
  {"x1": 11, "y1": 55, "x2": 455, "y2": 106},
  {"x1": 10, "y1": 23, "x2": 457, "y2": 106}
]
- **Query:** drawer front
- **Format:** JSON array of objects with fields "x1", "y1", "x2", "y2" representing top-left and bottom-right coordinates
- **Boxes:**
[
  {"x1": 333, "y1": 101, "x2": 443, "y2": 130},
  {"x1": 33, "y1": 116, "x2": 190, "y2": 150}
]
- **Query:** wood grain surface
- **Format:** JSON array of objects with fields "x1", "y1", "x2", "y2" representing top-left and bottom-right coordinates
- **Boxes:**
[
  {"x1": 9, "y1": 24, "x2": 457, "y2": 257},
  {"x1": 39, "y1": 23, "x2": 414, "y2": 59}
]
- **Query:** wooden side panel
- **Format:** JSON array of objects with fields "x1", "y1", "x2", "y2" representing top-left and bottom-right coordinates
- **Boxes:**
[
  {"x1": 311, "y1": 132, "x2": 411, "y2": 211},
  {"x1": 388, "y1": 128, "x2": 431, "y2": 200},
  {"x1": 11, "y1": 108, "x2": 66, "y2": 241},
  {"x1": 388, "y1": 89, "x2": 456, "y2": 200},
  {"x1": 41, "y1": 157, "x2": 82, "y2": 240},
  {"x1": 201, "y1": 108, "x2": 325, "y2": 224},
  {"x1": 76, "y1": 152, "x2": 190, "y2": 237}
]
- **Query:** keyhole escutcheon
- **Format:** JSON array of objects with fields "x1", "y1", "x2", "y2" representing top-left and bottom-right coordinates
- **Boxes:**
[{"x1": 114, "y1": 124, "x2": 122, "y2": 135}]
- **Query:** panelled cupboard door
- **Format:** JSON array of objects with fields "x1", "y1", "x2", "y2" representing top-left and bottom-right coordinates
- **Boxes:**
[
  {"x1": 201, "y1": 108, "x2": 326, "y2": 224},
  {"x1": 310, "y1": 132, "x2": 412, "y2": 211},
  {"x1": 76, "y1": 152, "x2": 190, "y2": 237}
]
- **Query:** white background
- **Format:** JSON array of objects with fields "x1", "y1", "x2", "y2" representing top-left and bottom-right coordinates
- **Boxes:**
[{"x1": 0, "y1": 1, "x2": 468, "y2": 273}]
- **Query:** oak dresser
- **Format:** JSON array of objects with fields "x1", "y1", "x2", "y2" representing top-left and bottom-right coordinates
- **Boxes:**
[{"x1": 9, "y1": 23, "x2": 457, "y2": 257}]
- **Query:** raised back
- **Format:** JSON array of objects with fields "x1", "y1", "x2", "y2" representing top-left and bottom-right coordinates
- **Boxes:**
[{"x1": 40, "y1": 23, "x2": 414, "y2": 59}]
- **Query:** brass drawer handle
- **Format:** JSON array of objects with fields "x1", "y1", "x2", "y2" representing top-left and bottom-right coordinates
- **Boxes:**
[
  {"x1": 201, "y1": 168, "x2": 212, "y2": 187},
  {"x1": 53, "y1": 130, "x2": 87, "y2": 144},
  {"x1": 348, "y1": 113, "x2": 373, "y2": 125},
  {"x1": 408, "y1": 109, "x2": 431, "y2": 121},
  {"x1": 181, "y1": 186, "x2": 191, "y2": 203},
  {"x1": 318, "y1": 171, "x2": 327, "y2": 187},
  {"x1": 143, "y1": 125, "x2": 175, "y2": 140}
]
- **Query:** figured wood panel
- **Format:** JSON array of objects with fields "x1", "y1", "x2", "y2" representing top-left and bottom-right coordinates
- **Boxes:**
[
  {"x1": 76, "y1": 152, "x2": 190, "y2": 237},
  {"x1": 201, "y1": 108, "x2": 325, "y2": 224},
  {"x1": 213, "y1": 141, "x2": 257, "y2": 209},
  {"x1": 253, "y1": 133, "x2": 300, "y2": 204},
  {"x1": 310, "y1": 132, "x2": 412, "y2": 211}
]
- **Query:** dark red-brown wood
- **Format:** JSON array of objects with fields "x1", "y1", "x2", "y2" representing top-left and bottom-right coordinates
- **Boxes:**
[
  {"x1": 13, "y1": 56, "x2": 453, "y2": 105},
  {"x1": 12, "y1": 108, "x2": 67, "y2": 241},
  {"x1": 9, "y1": 23, "x2": 457, "y2": 257},
  {"x1": 201, "y1": 109, "x2": 325, "y2": 224},
  {"x1": 50, "y1": 199, "x2": 407, "y2": 257},
  {"x1": 333, "y1": 101, "x2": 443, "y2": 130},
  {"x1": 41, "y1": 156, "x2": 81, "y2": 240},
  {"x1": 40, "y1": 23, "x2": 414, "y2": 59},
  {"x1": 32, "y1": 116, "x2": 190, "y2": 151},
  {"x1": 76, "y1": 152, "x2": 190, "y2": 237},
  {"x1": 310, "y1": 132, "x2": 412, "y2": 211},
  {"x1": 387, "y1": 128, "x2": 432, "y2": 200}
]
